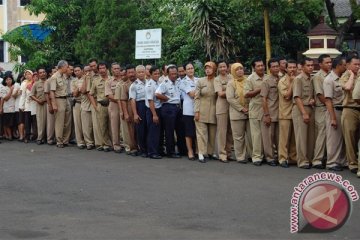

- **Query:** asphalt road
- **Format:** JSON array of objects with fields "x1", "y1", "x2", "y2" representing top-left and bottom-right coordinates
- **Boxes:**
[{"x1": 0, "y1": 142, "x2": 359, "y2": 239}]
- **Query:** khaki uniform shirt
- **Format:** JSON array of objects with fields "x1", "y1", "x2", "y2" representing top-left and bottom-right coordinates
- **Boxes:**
[
  {"x1": 116, "y1": 80, "x2": 133, "y2": 116},
  {"x1": 340, "y1": 70, "x2": 360, "y2": 107},
  {"x1": 292, "y1": 72, "x2": 314, "y2": 105},
  {"x1": 278, "y1": 74, "x2": 293, "y2": 120},
  {"x1": 226, "y1": 79, "x2": 248, "y2": 120},
  {"x1": 324, "y1": 71, "x2": 344, "y2": 106},
  {"x1": 260, "y1": 74, "x2": 279, "y2": 122},
  {"x1": 90, "y1": 76, "x2": 108, "y2": 102},
  {"x1": 351, "y1": 76, "x2": 360, "y2": 100},
  {"x1": 29, "y1": 79, "x2": 46, "y2": 102},
  {"x1": 313, "y1": 69, "x2": 328, "y2": 107},
  {"x1": 214, "y1": 75, "x2": 231, "y2": 114},
  {"x1": 71, "y1": 77, "x2": 83, "y2": 102},
  {"x1": 44, "y1": 78, "x2": 51, "y2": 94},
  {"x1": 194, "y1": 77, "x2": 217, "y2": 124},
  {"x1": 50, "y1": 71, "x2": 68, "y2": 97},
  {"x1": 105, "y1": 77, "x2": 119, "y2": 97},
  {"x1": 244, "y1": 72, "x2": 265, "y2": 120}
]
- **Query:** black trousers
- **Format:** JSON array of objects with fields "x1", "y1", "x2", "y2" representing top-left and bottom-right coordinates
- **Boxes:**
[{"x1": 24, "y1": 111, "x2": 37, "y2": 140}]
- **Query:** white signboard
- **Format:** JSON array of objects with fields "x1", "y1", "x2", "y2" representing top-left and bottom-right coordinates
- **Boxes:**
[{"x1": 135, "y1": 28, "x2": 162, "y2": 59}]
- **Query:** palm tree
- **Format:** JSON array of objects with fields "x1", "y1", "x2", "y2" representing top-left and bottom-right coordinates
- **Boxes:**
[{"x1": 189, "y1": 0, "x2": 238, "y2": 61}]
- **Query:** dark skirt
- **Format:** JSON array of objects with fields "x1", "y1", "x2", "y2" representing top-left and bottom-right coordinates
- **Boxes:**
[
  {"x1": 182, "y1": 115, "x2": 196, "y2": 138},
  {"x1": 17, "y1": 111, "x2": 25, "y2": 124},
  {"x1": 3, "y1": 112, "x2": 15, "y2": 127}
]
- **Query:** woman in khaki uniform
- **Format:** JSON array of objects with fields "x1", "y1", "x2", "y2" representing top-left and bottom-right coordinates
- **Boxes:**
[
  {"x1": 194, "y1": 62, "x2": 217, "y2": 163},
  {"x1": 226, "y1": 63, "x2": 251, "y2": 163},
  {"x1": 214, "y1": 61, "x2": 233, "y2": 163}
]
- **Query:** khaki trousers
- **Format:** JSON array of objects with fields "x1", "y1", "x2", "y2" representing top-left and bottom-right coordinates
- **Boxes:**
[
  {"x1": 216, "y1": 113, "x2": 233, "y2": 160},
  {"x1": 46, "y1": 104, "x2": 55, "y2": 144},
  {"x1": 230, "y1": 119, "x2": 250, "y2": 161},
  {"x1": 95, "y1": 103, "x2": 112, "y2": 147},
  {"x1": 249, "y1": 118, "x2": 263, "y2": 162},
  {"x1": 36, "y1": 103, "x2": 47, "y2": 141},
  {"x1": 91, "y1": 105, "x2": 102, "y2": 147},
  {"x1": 120, "y1": 116, "x2": 131, "y2": 152},
  {"x1": 81, "y1": 109, "x2": 94, "y2": 147},
  {"x1": 326, "y1": 110, "x2": 346, "y2": 167},
  {"x1": 341, "y1": 108, "x2": 360, "y2": 170},
  {"x1": 195, "y1": 121, "x2": 216, "y2": 156},
  {"x1": 313, "y1": 106, "x2": 327, "y2": 165},
  {"x1": 261, "y1": 120, "x2": 279, "y2": 162},
  {"x1": 278, "y1": 119, "x2": 296, "y2": 164},
  {"x1": 109, "y1": 102, "x2": 121, "y2": 151},
  {"x1": 54, "y1": 98, "x2": 71, "y2": 145},
  {"x1": 292, "y1": 106, "x2": 315, "y2": 167},
  {"x1": 73, "y1": 102, "x2": 85, "y2": 146}
]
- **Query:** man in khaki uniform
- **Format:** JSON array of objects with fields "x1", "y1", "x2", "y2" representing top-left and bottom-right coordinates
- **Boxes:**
[
  {"x1": 89, "y1": 62, "x2": 112, "y2": 151},
  {"x1": 71, "y1": 65, "x2": 86, "y2": 149},
  {"x1": 260, "y1": 58, "x2": 280, "y2": 166},
  {"x1": 44, "y1": 72, "x2": 55, "y2": 145},
  {"x1": 292, "y1": 57, "x2": 315, "y2": 169},
  {"x1": 116, "y1": 64, "x2": 137, "y2": 155},
  {"x1": 312, "y1": 54, "x2": 332, "y2": 168},
  {"x1": 244, "y1": 57, "x2": 265, "y2": 166},
  {"x1": 79, "y1": 65, "x2": 94, "y2": 150},
  {"x1": 106, "y1": 63, "x2": 123, "y2": 153},
  {"x1": 341, "y1": 56, "x2": 360, "y2": 174},
  {"x1": 324, "y1": 56, "x2": 347, "y2": 171},
  {"x1": 50, "y1": 60, "x2": 71, "y2": 148},
  {"x1": 82, "y1": 59, "x2": 102, "y2": 149},
  {"x1": 29, "y1": 67, "x2": 47, "y2": 144},
  {"x1": 278, "y1": 60, "x2": 297, "y2": 168},
  {"x1": 214, "y1": 61, "x2": 233, "y2": 162}
]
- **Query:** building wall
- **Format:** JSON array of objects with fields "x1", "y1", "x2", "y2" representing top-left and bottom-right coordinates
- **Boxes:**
[{"x1": 0, "y1": 0, "x2": 44, "y2": 68}]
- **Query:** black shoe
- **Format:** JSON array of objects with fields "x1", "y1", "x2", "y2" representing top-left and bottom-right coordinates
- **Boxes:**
[
  {"x1": 103, "y1": 147, "x2": 111, "y2": 152},
  {"x1": 188, "y1": 156, "x2": 196, "y2": 161},
  {"x1": 199, "y1": 158, "x2": 207, "y2": 163},
  {"x1": 327, "y1": 165, "x2": 343, "y2": 171},
  {"x1": 350, "y1": 168, "x2": 358, "y2": 174},
  {"x1": 57, "y1": 144, "x2": 64, "y2": 148},
  {"x1": 299, "y1": 164, "x2": 311, "y2": 169},
  {"x1": 87, "y1": 145, "x2": 95, "y2": 150},
  {"x1": 253, "y1": 161, "x2": 262, "y2": 166},
  {"x1": 18, "y1": 138, "x2": 24, "y2": 142},
  {"x1": 24, "y1": 139, "x2": 29, "y2": 143},
  {"x1": 114, "y1": 148, "x2": 124, "y2": 153},
  {"x1": 267, "y1": 160, "x2": 278, "y2": 167},
  {"x1": 129, "y1": 151, "x2": 138, "y2": 156},
  {"x1": 237, "y1": 160, "x2": 247, "y2": 164},
  {"x1": 141, "y1": 152, "x2": 148, "y2": 158},
  {"x1": 150, "y1": 154, "x2": 162, "y2": 159},
  {"x1": 313, "y1": 164, "x2": 325, "y2": 169},
  {"x1": 97, "y1": 147, "x2": 104, "y2": 151},
  {"x1": 78, "y1": 145, "x2": 86, "y2": 149},
  {"x1": 36, "y1": 140, "x2": 43, "y2": 145},
  {"x1": 280, "y1": 161, "x2": 289, "y2": 168},
  {"x1": 168, "y1": 153, "x2": 181, "y2": 158}
]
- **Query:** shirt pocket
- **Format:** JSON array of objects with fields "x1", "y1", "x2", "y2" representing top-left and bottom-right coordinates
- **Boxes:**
[
  {"x1": 334, "y1": 84, "x2": 343, "y2": 100},
  {"x1": 269, "y1": 86, "x2": 278, "y2": 101},
  {"x1": 57, "y1": 79, "x2": 64, "y2": 87},
  {"x1": 303, "y1": 84, "x2": 310, "y2": 98}
]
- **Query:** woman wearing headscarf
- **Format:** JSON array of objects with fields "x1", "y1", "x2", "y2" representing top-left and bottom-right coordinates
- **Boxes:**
[
  {"x1": 194, "y1": 61, "x2": 217, "y2": 163},
  {"x1": 226, "y1": 63, "x2": 252, "y2": 163},
  {"x1": 19, "y1": 70, "x2": 37, "y2": 143}
]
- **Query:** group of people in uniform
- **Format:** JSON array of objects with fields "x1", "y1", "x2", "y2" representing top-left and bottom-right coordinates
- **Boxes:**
[{"x1": 1, "y1": 54, "x2": 360, "y2": 177}]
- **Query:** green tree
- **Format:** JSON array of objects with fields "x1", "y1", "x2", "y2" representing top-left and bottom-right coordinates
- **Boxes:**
[{"x1": 74, "y1": 0, "x2": 143, "y2": 64}]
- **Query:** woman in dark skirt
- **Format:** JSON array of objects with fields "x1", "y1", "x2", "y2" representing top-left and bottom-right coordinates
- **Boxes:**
[{"x1": 0, "y1": 74, "x2": 16, "y2": 140}]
